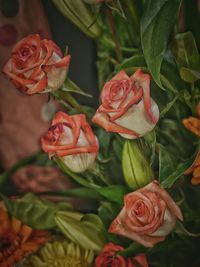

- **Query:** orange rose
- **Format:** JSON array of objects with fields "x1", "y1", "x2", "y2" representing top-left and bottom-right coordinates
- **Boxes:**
[
  {"x1": 3, "y1": 34, "x2": 71, "y2": 95},
  {"x1": 95, "y1": 243, "x2": 148, "y2": 267},
  {"x1": 109, "y1": 181, "x2": 183, "y2": 247},
  {"x1": 92, "y1": 69, "x2": 159, "y2": 139},
  {"x1": 41, "y1": 112, "x2": 99, "y2": 173}
]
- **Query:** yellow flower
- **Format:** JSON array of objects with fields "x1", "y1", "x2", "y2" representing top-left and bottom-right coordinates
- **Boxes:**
[
  {"x1": 0, "y1": 206, "x2": 50, "y2": 267},
  {"x1": 22, "y1": 240, "x2": 94, "y2": 267}
]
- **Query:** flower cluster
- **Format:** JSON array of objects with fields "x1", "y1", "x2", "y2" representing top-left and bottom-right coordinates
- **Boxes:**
[{"x1": 1, "y1": 0, "x2": 199, "y2": 263}]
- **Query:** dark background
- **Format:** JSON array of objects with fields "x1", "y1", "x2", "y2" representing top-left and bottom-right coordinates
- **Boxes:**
[{"x1": 42, "y1": 0, "x2": 99, "y2": 106}]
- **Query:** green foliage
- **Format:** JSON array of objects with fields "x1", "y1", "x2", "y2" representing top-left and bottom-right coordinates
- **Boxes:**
[
  {"x1": 98, "y1": 201, "x2": 120, "y2": 228},
  {"x1": 51, "y1": 0, "x2": 102, "y2": 39},
  {"x1": 0, "y1": 193, "x2": 72, "y2": 230},
  {"x1": 172, "y1": 32, "x2": 200, "y2": 83},
  {"x1": 141, "y1": 0, "x2": 181, "y2": 88},
  {"x1": 95, "y1": 185, "x2": 129, "y2": 205},
  {"x1": 159, "y1": 145, "x2": 198, "y2": 188},
  {"x1": 55, "y1": 211, "x2": 106, "y2": 252}
]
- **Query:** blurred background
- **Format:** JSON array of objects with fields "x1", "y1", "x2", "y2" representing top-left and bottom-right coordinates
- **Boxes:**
[{"x1": 0, "y1": 0, "x2": 98, "y2": 206}]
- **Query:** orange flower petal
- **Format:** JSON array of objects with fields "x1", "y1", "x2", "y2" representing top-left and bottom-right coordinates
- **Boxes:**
[
  {"x1": 12, "y1": 216, "x2": 22, "y2": 234},
  {"x1": 182, "y1": 117, "x2": 200, "y2": 137},
  {"x1": 20, "y1": 225, "x2": 33, "y2": 243}
]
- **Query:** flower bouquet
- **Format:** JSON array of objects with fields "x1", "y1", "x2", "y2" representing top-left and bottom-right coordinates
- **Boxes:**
[{"x1": 0, "y1": 0, "x2": 200, "y2": 267}]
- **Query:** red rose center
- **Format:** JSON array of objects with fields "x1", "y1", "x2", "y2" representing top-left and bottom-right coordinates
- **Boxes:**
[
  {"x1": 134, "y1": 201, "x2": 145, "y2": 217},
  {"x1": 44, "y1": 123, "x2": 65, "y2": 144},
  {"x1": 110, "y1": 84, "x2": 124, "y2": 101}
]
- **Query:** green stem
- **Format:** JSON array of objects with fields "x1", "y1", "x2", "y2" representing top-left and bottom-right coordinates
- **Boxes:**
[
  {"x1": 51, "y1": 91, "x2": 85, "y2": 114},
  {"x1": 106, "y1": 7, "x2": 123, "y2": 62},
  {"x1": 61, "y1": 91, "x2": 85, "y2": 114}
]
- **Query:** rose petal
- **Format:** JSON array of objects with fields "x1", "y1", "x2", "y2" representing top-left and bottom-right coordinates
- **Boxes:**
[
  {"x1": 26, "y1": 76, "x2": 48, "y2": 95},
  {"x1": 92, "y1": 110, "x2": 139, "y2": 137},
  {"x1": 12, "y1": 34, "x2": 41, "y2": 54},
  {"x1": 132, "y1": 254, "x2": 149, "y2": 267},
  {"x1": 140, "y1": 181, "x2": 183, "y2": 221},
  {"x1": 115, "y1": 99, "x2": 159, "y2": 139},
  {"x1": 110, "y1": 70, "x2": 130, "y2": 82},
  {"x1": 109, "y1": 218, "x2": 165, "y2": 247},
  {"x1": 131, "y1": 69, "x2": 158, "y2": 124}
]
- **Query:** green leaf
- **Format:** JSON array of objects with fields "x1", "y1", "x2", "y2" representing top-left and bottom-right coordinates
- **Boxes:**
[
  {"x1": 174, "y1": 221, "x2": 200, "y2": 237},
  {"x1": 180, "y1": 67, "x2": 200, "y2": 83},
  {"x1": 112, "y1": 137, "x2": 124, "y2": 161},
  {"x1": 61, "y1": 78, "x2": 92, "y2": 97},
  {"x1": 159, "y1": 145, "x2": 176, "y2": 183},
  {"x1": 141, "y1": 0, "x2": 181, "y2": 88},
  {"x1": 41, "y1": 187, "x2": 100, "y2": 200},
  {"x1": 106, "y1": 0, "x2": 126, "y2": 19},
  {"x1": 1, "y1": 193, "x2": 72, "y2": 230},
  {"x1": 96, "y1": 57, "x2": 111, "y2": 90},
  {"x1": 160, "y1": 95, "x2": 178, "y2": 118},
  {"x1": 160, "y1": 54, "x2": 187, "y2": 93},
  {"x1": 159, "y1": 147, "x2": 197, "y2": 188},
  {"x1": 55, "y1": 157, "x2": 101, "y2": 189},
  {"x1": 118, "y1": 54, "x2": 147, "y2": 74},
  {"x1": 52, "y1": 0, "x2": 102, "y2": 39},
  {"x1": 142, "y1": 130, "x2": 157, "y2": 166},
  {"x1": 55, "y1": 211, "x2": 106, "y2": 252},
  {"x1": 96, "y1": 128, "x2": 112, "y2": 157},
  {"x1": 95, "y1": 185, "x2": 129, "y2": 205},
  {"x1": 98, "y1": 201, "x2": 120, "y2": 228},
  {"x1": 172, "y1": 32, "x2": 200, "y2": 82}
]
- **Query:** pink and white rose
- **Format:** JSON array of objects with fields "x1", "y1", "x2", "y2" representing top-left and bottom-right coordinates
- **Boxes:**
[
  {"x1": 92, "y1": 69, "x2": 159, "y2": 139},
  {"x1": 109, "y1": 180, "x2": 183, "y2": 247},
  {"x1": 41, "y1": 112, "x2": 99, "y2": 173},
  {"x1": 3, "y1": 34, "x2": 71, "y2": 95}
]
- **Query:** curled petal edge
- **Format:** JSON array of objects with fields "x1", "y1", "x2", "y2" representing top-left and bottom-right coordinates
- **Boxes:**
[
  {"x1": 92, "y1": 111, "x2": 139, "y2": 138},
  {"x1": 108, "y1": 218, "x2": 165, "y2": 248}
]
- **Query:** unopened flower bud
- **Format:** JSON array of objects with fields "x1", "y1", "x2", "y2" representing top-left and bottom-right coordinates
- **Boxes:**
[
  {"x1": 41, "y1": 112, "x2": 99, "y2": 173},
  {"x1": 122, "y1": 140, "x2": 153, "y2": 189}
]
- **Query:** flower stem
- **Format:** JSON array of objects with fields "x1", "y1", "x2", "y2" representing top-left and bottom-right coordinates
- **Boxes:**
[
  {"x1": 51, "y1": 90, "x2": 85, "y2": 114},
  {"x1": 106, "y1": 7, "x2": 123, "y2": 62}
]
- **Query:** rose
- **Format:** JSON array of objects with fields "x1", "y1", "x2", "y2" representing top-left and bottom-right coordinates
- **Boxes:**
[
  {"x1": 109, "y1": 180, "x2": 183, "y2": 247},
  {"x1": 41, "y1": 111, "x2": 98, "y2": 173},
  {"x1": 95, "y1": 243, "x2": 148, "y2": 267},
  {"x1": 92, "y1": 69, "x2": 159, "y2": 139},
  {"x1": 3, "y1": 34, "x2": 71, "y2": 95}
]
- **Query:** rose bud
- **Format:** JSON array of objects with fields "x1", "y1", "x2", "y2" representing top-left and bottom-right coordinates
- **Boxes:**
[
  {"x1": 109, "y1": 180, "x2": 183, "y2": 247},
  {"x1": 3, "y1": 34, "x2": 71, "y2": 95},
  {"x1": 122, "y1": 141, "x2": 153, "y2": 189},
  {"x1": 92, "y1": 69, "x2": 159, "y2": 139},
  {"x1": 41, "y1": 111, "x2": 99, "y2": 173},
  {"x1": 95, "y1": 242, "x2": 149, "y2": 267}
]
